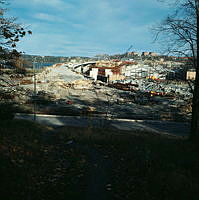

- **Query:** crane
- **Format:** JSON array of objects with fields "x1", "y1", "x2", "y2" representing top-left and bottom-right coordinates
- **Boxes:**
[{"x1": 126, "y1": 45, "x2": 133, "y2": 53}]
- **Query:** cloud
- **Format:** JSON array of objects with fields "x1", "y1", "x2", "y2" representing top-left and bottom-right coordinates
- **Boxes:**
[
  {"x1": 32, "y1": 0, "x2": 63, "y2": 6},
  {"x1": 32, "y1": 0, "x2": 74, "y2": 10},
  {"x1": 33, "y1": 13, "x2": 64, "y2": 22},
  {"x1": 13, "y1": 0, "x2": 73, "y2": 11}
]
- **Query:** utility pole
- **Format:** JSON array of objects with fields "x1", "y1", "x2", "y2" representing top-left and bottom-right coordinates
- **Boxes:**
[{"x1": 33, "y1": 58, "x2": 37, "y2": 121}]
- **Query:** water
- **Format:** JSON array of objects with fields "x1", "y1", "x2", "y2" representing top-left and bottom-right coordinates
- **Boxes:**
[{"x1": 33, "y1": 62, "x2": 57, "y2": 69}]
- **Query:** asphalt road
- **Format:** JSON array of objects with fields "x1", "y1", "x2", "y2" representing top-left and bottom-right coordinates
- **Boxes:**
[{"x1": 15, "y1": 113, "x2": 190, "y2": 137}]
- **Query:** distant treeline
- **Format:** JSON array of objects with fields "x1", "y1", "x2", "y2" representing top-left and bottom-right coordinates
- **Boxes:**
[
  {"x1": 22, "y1": 54, "x2": 178, "y2": 65},
  {"x1": 22, "y1": 55, "x2": 93, "y2": 64}
]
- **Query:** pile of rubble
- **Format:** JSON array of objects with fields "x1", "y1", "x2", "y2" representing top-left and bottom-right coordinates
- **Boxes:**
[
  {"x1": 36, "y1": 63, "x2": 85, "y2": 83},
  {"x1": 34, "y1": 64, "x2": 93, "y2": 98},
  {"x1": 111, "y1": 78, "x2": 192, "y2": 99}
]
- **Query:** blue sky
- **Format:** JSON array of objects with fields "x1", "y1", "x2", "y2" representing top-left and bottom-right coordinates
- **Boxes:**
[{"x1": 7, "y1": 0, "x2": 171, "y2": 57}]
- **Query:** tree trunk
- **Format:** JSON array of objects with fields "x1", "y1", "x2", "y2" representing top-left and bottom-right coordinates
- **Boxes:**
[{"x1": 190, "y1": 0, "x2": 199, "y2": 142}]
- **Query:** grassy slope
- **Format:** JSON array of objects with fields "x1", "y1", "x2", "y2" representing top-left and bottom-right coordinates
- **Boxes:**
[
  {"x1": 0, "y1": 120, "x2": 199, "y2": 200},
  {"x1": 0, "y1": 120, "x2": 87, "y2": 200},
  {"x1": 56, "y1": 126, "x2": 199, "y2": 200}
]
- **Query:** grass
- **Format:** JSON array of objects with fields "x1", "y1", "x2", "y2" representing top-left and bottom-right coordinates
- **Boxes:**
[
  {"x1": 0, "y1": 119, "x2": 199, "y2": 200},
  {"x1": 56, "y1": 126, "x2": 199, "y2": 200},
  {"x1": 0, "y1": 120, "x2": 87, "y2": 200}
]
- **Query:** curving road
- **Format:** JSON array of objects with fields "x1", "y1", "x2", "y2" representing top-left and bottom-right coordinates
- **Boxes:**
[{"x1": 15, "y1": 113, "x2": 190, "y2": 137}]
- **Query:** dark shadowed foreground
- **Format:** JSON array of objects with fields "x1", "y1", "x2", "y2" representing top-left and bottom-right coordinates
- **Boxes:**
[{"x1": 0, "y1": 119, "x2": 198, "y2": 200}]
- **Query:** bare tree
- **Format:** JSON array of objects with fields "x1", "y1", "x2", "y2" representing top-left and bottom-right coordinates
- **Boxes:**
[{"x1": 153, "y1": 0, "x2": 199, "y2": 141}]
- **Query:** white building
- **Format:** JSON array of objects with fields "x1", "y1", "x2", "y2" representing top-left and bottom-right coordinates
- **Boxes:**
[{"x1": 89, "y1": 68, "x2": 98, "y2": 81}]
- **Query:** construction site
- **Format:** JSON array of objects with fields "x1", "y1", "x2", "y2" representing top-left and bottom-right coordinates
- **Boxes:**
[{"x1": 0, "y1": 57, "x2": 193, "y2": 122}]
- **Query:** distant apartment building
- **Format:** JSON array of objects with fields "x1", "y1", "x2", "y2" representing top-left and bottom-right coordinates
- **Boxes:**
[
  {"x1": 142, "y1": 52, "x2": 150, "y2": 56},
  {"x1": 142, "y1": 52, "x2": 158, "y2": 56},
  {"x1": 149, "y1": 52, "x2": 158, "y2": 56},
  {"x1": 127, "y1": 51, "x2": 139, "y2": 56}
]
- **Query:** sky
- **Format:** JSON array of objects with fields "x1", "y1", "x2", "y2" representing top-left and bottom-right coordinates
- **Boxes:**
[{"x1": 6, "y1": 0, "x2": 172, "y2": 57}]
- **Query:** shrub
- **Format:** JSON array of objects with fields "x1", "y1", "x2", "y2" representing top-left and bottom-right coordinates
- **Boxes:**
[{"x1": 0, "y1": 103, "x2": 15, "y2": 120}]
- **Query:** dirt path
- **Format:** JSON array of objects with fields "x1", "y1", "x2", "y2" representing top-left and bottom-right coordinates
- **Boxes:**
[
  {"x1": 42, "y1": 130, "x2": 112, "y2": 200},
  {"x1": 75, "y1": 144, "x2": 111, "y2": 200}
]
